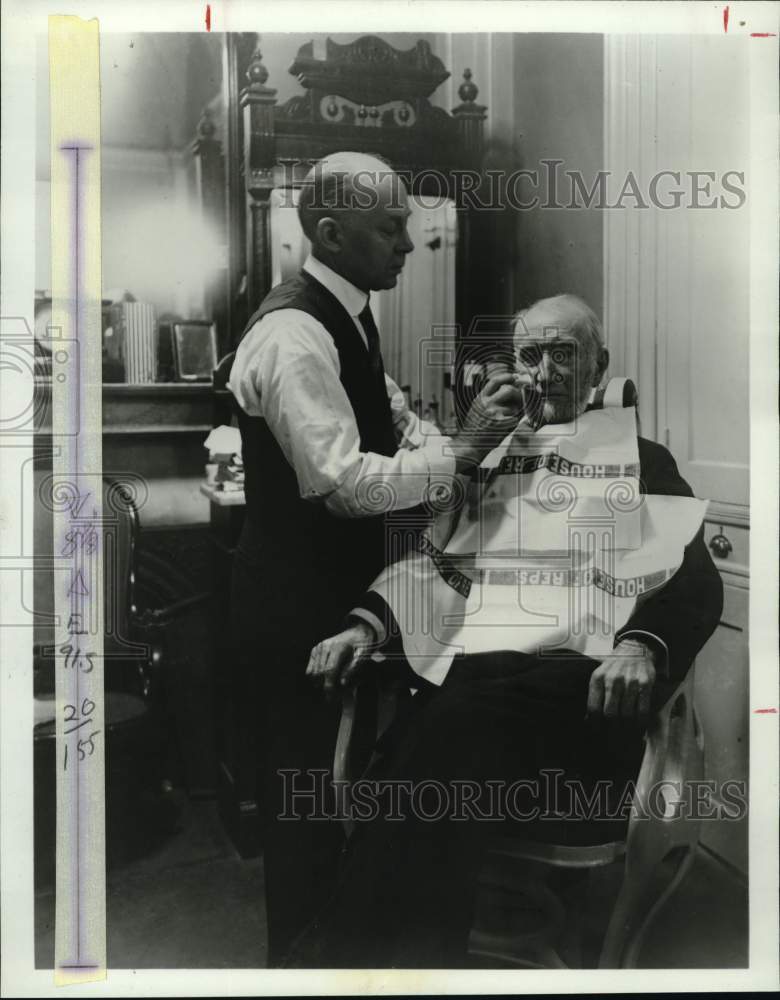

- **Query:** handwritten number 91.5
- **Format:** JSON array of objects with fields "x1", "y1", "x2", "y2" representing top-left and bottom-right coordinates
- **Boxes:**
[{"x1": 60, "y1": 643, "x2": 94, "y2": 673}]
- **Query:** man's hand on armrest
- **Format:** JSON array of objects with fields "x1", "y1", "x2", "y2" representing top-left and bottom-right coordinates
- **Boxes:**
[
  {"x1": 586, "y1": 637, "x2": 658, "y2": 720},
  {"x1": 306, "y1": 620, "x2": 378, "y2": 700}
]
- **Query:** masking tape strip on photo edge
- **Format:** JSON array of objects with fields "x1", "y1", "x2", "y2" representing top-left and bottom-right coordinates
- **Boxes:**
[{"x1": 49, "y1": 14, "x2": 107, "y2": 985}]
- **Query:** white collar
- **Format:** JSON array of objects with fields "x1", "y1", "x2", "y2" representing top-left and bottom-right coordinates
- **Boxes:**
[{"x1": 303, "y1": 255, "x2": 368, "y2": 318}]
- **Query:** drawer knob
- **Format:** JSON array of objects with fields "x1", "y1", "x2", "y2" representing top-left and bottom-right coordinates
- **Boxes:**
[{"x1": 709, "y1": 529, "x2": 733, "y2": 559}]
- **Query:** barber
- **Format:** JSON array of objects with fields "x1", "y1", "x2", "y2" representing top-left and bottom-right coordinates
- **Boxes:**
[{"x1": 228, "y1": 150, "x2": 522, "y2": 964}]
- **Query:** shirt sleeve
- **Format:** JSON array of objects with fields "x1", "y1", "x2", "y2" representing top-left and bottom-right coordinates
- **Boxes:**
[
  {"x1": 614, "y1": 629, "x2": 670, "y2": 678},
  {"x1": 229, "y1": 310, "x2": 456, "y2": 517},
  {"x1": 615, "y1": 441, "x2": 724, "y2": 683}
]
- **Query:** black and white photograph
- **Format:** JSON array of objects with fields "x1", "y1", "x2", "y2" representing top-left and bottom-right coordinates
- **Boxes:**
[{"x1": 1, "y1": 0, "x2": 778, "y2": 994}]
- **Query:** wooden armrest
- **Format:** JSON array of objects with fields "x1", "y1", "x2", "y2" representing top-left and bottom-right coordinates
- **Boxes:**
[
  {"x1": 333, "y1": 687, "x2": 357, "y2": 789},
  {"x1": 633, "y1": 667, "x2": 704, "y2": 821},
  {"x1": 333, "y1": 673, "x2": 406, "y2": 838},
  {"x1": 132, "y1": 591, "x2": 211, "y2": 629}
]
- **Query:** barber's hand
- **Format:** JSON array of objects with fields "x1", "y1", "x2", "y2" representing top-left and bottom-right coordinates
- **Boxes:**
[
  {"x1": 464, "y1": 371, "x2": 526, "y2": 434},
  {"x1": 306, "y1": 621, "x2": 377, "y2": 700},
  {"x1": 452, "y1": 373, "x2": 527, "y2": 471},
  {"x1": 587, "y1": 639, "x2": 657, "y2": 720}
]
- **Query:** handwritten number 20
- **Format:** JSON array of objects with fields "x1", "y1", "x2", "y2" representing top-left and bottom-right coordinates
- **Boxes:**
[{"x1": 63, "y1": 698, "x2": 96, "y2": 723}]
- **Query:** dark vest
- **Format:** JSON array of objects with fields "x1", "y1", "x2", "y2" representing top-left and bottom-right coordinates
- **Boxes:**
[{"x1": 235, "y1": 270, "x2": 397, "y2": 619}]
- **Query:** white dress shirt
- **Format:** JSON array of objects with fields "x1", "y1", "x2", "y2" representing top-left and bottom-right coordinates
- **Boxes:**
[{"x1": 229, "y1": 255, "x2": 456, "y2": 518}]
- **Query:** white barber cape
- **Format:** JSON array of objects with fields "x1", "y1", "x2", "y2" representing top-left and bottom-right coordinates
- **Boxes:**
[{"x1": 368, "y1": 399, "x2": 708, "y2": 686}]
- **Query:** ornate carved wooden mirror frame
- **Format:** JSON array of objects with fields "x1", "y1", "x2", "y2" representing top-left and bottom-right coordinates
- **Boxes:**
[{"x1": 219, "y1": 35, "x2": 486, "y2": 345}]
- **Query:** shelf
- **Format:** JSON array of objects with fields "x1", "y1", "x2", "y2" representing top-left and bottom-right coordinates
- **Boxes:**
[
  {"x1": 102, "y1": 383, "x2": 214, "y2": 397},
  {"x1": 35, "y1": 378, "x2": 214, "y2": 392},
  {"x1": 34, "y1": 378, "x2": 218, "y2": 436},
  {"x1": 105, "y1": 424, "x2": 214, "y2": 436},
  {"x1": 704, "y1": 500, "x2": 750, "y2": 530}
]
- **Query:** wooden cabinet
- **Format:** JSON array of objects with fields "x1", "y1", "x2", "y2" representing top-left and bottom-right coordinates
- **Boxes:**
[{"x1": 694, "y1": 517, "x2": 749, "y2": 875}]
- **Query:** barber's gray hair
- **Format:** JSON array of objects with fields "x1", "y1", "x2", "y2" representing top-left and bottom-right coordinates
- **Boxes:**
[
  {"x1": 297, "y1": 151, "x2": 395, "y2": 241},
  {"x1": 514, "y1": 294, "x2": 605, "y2": 358}
]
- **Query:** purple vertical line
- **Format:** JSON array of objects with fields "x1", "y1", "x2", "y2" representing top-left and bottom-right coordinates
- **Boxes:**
[
  {"x1": 74, "y1": 143, "x2": 82, "y2": 966},
  {"x1": 74, "y1": 144, "x2": 81, "y2": 967}
]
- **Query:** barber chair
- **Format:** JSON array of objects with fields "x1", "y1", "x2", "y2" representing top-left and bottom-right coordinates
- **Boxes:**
[
  {"x1": 33, "y1": 475, "x2": 207, "y2": 885},
  {"x1": 334, "y1": 374, "x2": 699, "y2": 967},
  {"x1": 333, "y1": 665, "x2": 705, "y2": 969}
]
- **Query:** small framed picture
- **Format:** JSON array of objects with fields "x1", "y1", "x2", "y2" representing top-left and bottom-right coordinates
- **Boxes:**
[{"x1": 172, "y1": 321, "x2": 218, "y2": 382}]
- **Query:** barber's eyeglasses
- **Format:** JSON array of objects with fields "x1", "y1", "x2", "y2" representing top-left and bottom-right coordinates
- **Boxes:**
[{"x1": 517, "y1": 340, "x2": 577, "y2": 369}]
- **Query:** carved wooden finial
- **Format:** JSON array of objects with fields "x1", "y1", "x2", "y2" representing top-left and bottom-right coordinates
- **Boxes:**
[
  {"x1": 242, "y1": 39, "x2": 278, "y2": 116},
  {"x1": 246, "y1": 45, "x2": 273, "y2": 92},
  {"x1": 197, "y1": 106, "x2": 217, "y2": 140},
  {"x1": 452, "y1": 67, "x2": 487, "y2": 162},
  {"x1": 192, "y1": 103, "x2": 222, "y2": 156},
  {"x1": 458, "y1": 68, "x2": 479, "y2": 104},
  {"x1": 452, "y1": 67, "x2": 486, "y2": 118}
]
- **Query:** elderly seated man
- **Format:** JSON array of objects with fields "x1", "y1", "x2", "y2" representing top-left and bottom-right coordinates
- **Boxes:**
[{"x1": 292, "y1": 293, "x2": 723, "y2": 968}]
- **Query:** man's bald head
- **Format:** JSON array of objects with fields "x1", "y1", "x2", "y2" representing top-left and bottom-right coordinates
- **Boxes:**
[
  {"x1": 516, "y1": 294, "x2": 605, "y2": 358},
  {"x1": 298, "y1": 152, "x2": 400, "y2": 239},
  {"x1": 297, "y1": 151, "x2": 414, "y2": 292}
]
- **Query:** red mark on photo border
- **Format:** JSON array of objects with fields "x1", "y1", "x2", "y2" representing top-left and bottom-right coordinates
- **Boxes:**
[
  {"x1": 724, "y1": 7, "x2": 777, "y2": 36},
  {"x1": 754, "y1": 708, "x2": 778, "y2": 714},
  {"x1": 205, "y1": 4, "x2": 211, "y2": 31}
]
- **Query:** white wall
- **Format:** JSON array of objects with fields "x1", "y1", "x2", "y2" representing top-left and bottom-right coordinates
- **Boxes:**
[
  {"x1": 604, "y1": 34, "x2": 750, "y2": 506},
  {"x1": 36, "y1": 149, "x2": 209, "y2": 317},
  {"x1": 35, "y1": 33, "x2": 221, "y2": 317}
]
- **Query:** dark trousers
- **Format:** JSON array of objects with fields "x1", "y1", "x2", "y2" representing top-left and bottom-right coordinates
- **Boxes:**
[
  {"x1": 231, "y1": 547, "x2": 345, "y2": 966},
  {"x1": 287, "y1": 650, "x2": 657, "y2": 968}
]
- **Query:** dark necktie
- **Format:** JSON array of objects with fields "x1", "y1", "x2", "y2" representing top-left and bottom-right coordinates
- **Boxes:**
[{"x1": 357, "y1": 302, "x2": 384, "y2": 379}]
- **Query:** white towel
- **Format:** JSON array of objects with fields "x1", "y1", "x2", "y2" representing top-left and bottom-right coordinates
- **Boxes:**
[{"x1": 369, "y1": 407, "x2": 707, "y2": 686}]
